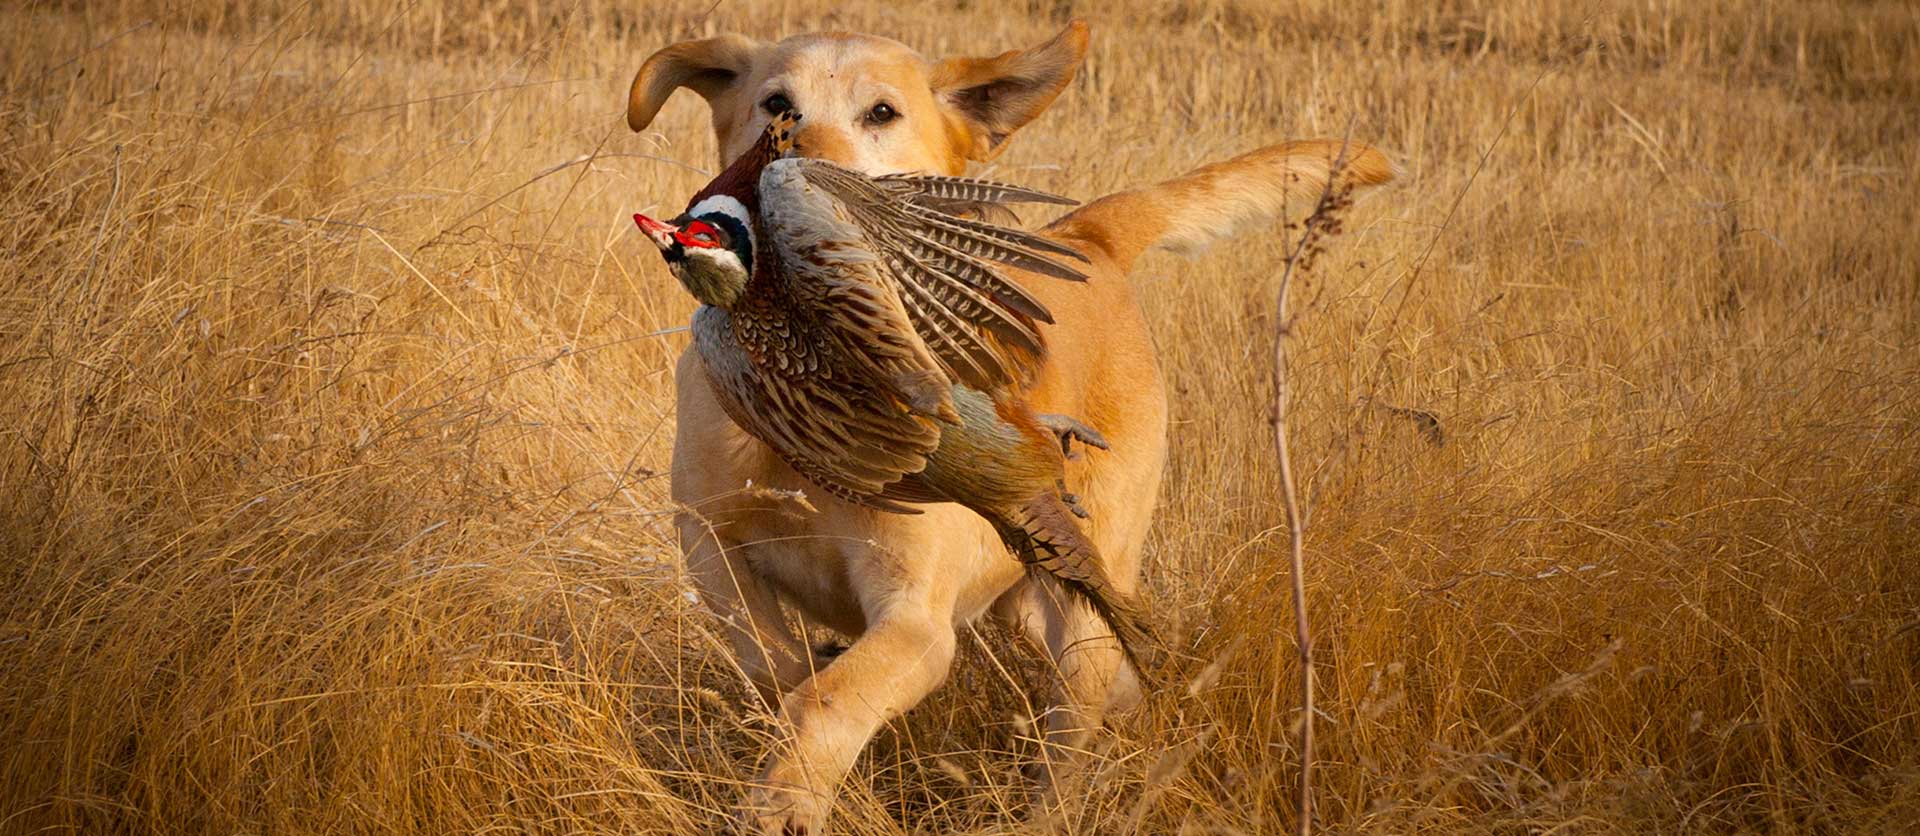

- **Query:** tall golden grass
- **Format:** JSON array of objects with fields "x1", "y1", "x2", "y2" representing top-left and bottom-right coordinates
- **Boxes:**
[{"x1": 3, "y1": 0, "x2": 1918, "y2": 832}]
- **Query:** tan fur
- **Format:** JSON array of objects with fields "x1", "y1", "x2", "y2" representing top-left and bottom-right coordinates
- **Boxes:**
[
  {"x1": 628, "y1": 23, "x2": 1088, "y2": 176},
  {"x1": 630, "y1": 22, "x2": 1394, "y2": 835}
]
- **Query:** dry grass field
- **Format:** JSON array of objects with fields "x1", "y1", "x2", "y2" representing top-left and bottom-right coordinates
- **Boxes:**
[{"x1": 4, "y1": 0, "x2": 1919, "y2": 832}]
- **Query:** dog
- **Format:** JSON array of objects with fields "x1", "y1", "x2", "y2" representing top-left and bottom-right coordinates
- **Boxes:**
[{"x1": 628, "y1": 20, "x2": 1395, "y2": 834}]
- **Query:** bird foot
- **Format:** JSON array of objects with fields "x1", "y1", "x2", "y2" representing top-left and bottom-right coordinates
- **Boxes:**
[
  {"x1": 1056, "y1": 479, "x2": 1091, "y2": 520},
  {"x1": 1037, "y1": 413, "x2": 1110, "y2": 460}
]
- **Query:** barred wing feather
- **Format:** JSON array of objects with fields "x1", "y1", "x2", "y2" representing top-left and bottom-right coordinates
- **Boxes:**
[
  {"x1": 873, "y1": 172, "x2": 1079, "y2": 216},
  {"x1": 766, "y1": 158, "x2": 1091, "y2": 393}
]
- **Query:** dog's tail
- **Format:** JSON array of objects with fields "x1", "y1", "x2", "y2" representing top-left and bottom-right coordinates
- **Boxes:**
[{"x1": 1044, "y1": 139, "x2": 1397, "y2": 272}]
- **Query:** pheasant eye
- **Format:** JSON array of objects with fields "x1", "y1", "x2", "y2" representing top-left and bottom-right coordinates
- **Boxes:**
[
  {"x1": 865, "y1": 102, "x2": 898, "y2": 125},
  {"x1": 761, "y1": 93, "x2": 793, "y2": 116}
]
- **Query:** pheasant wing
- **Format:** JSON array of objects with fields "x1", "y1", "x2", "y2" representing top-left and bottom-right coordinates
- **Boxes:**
[
  {"x1": 758, "y1": 159, "x2": 958, "y2": 421},
  {"x1": 771, "y1": 158, "x2": 1093, "y2": 392},
  {"x1": 875, "y1": 172, "x2": 1079, "y2": 220},
  {"x1": 693, "y1": 307, "x2": 940, "y2": 514}
]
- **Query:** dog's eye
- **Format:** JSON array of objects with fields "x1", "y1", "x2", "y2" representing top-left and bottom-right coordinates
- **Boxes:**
[
  {"x1": 760, "y1": 93, "x2": 793, "y2": 116},
  {"x1": 865, "y1": 102, "x2": 898, "y2": 125}
]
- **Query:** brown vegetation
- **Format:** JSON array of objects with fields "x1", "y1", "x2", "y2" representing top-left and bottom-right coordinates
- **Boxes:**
[{"x1": 3, "y1": 1, "x2": 1917, "y2": 832}]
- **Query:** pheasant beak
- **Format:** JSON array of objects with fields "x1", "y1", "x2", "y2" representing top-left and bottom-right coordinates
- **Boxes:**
[{"x1": 633, "y1": 213, "x2": 677, "y2": 252}]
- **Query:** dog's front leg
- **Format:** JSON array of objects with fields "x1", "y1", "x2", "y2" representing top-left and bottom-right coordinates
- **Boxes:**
[
  {"x1": 678, "y1": 513, "x2": 812, "y2": 707},
  {"x1": 741, "y1": 584, "x2": 959, "y2": 836}
]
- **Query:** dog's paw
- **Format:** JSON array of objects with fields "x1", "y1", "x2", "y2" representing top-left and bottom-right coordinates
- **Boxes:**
[{"x1": 739, "y1": 777, "x2": 829, "y2": 836}]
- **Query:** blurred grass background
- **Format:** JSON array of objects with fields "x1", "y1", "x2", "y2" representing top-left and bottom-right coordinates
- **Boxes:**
[{"x1": 2, "y1": 0, "x2": 1917, "y2": 832}]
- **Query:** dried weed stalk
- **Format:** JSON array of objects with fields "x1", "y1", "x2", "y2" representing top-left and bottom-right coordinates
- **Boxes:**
[{"x1": 1269, "y1": 131, "x2": 1361, "y2": 836}]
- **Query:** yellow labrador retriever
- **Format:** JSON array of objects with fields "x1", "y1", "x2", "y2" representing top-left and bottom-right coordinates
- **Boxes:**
[{"x1": 628, "y1": 20, "x2": 1394, "y2": 834}]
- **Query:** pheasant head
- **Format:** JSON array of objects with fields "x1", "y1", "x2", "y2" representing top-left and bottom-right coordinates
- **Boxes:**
[{"x1": 635, "y1": 110, "x2": 801, "y2": 309}]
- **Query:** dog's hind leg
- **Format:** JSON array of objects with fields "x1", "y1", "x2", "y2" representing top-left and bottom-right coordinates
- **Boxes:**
[{"x1": 995, "y1": 576, "x2": 1128, "y2": 801}]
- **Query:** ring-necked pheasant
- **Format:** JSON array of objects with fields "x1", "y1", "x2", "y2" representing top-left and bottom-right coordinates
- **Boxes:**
[{"x1": 634, "y1": 111, "x2": 1151, "y2": 668}]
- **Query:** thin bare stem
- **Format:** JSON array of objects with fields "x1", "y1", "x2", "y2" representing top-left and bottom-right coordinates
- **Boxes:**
[
  {"x1": 1269, "y1": 333, "x2": 1314, "y2": 836},
  {"x1": 79, "y1": 145, "x2": 123, "y2": 300},
  {"x1": 1269, "y1": 122, "x2": 1358, "y2": 836}
]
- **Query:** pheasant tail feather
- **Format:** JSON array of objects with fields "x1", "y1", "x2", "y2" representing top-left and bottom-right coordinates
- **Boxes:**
[{"x1": 999, "y1": 496, "x2": 1156, "y2": 680}]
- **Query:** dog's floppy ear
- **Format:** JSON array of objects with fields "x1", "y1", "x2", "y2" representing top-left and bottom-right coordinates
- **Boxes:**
[
  {"x1": 932, "y1": 20, "x2": 1089, "y2": 162},
  {"x1": 628, "y1": 34, "x2": 765, "y2": 132}
]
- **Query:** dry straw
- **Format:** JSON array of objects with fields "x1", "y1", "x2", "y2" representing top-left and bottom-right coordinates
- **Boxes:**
[{"x1": 3, "y1": 1, "x2": 1919, "y2": 834}]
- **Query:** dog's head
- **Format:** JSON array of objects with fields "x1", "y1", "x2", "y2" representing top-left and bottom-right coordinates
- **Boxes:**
[{"x1": 627, "y1": 21, "x2": 1088, "y2": 175}]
